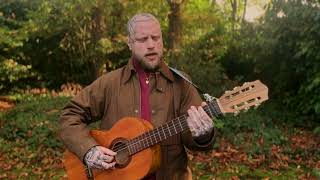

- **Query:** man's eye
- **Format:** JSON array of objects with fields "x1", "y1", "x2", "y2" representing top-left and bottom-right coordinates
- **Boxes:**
[
  {"x1": 152, "y1": 36, "x2": 160, "y2": 41},
  {"x1": 136, "y1": 37, "x2": 148, "y2": 42}
]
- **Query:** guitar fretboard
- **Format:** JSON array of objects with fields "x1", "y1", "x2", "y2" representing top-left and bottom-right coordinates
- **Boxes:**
[{"x1": 123, "y1": 99, "x2": 222, "y2": 155}]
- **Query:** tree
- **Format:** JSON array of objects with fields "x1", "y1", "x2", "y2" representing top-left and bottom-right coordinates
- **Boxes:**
[
  {"x1": 166, "y1": 0, "x2": 185, "y2": 66},
  {"x1": 220, "y1": 0, "x2": 320, "y2": 122}
]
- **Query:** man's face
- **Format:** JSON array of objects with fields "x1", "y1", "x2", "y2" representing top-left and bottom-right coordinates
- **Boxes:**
[{"x1": 129, "y1": 20, "x2": 163, "y2": 71}]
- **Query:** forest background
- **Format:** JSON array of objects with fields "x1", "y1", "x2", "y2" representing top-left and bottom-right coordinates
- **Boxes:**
[{"x1": 0, "y1": 0, "x2": 319, "y2": 179}]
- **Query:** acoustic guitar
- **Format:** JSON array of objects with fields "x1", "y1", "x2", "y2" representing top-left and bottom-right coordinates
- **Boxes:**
[{"x1": 63, "y1": 80, "x2": 268, "y2": 180}]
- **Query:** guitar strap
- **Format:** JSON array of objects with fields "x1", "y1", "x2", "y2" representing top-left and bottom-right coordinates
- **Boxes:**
[
  {"x1": 169, "y1": 67, "x2": 204, "y2": 94},
  {"x1": 169, "y1": 66, "x2": 206, "y2": 119},
  {"x1": 169, "y1": 67, "x2": 217, "y2": 106}
]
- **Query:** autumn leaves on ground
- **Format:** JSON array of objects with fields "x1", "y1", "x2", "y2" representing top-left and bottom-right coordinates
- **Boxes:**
[{"x1": 0, "y1": 88, "x2": 319, "y2": 179}]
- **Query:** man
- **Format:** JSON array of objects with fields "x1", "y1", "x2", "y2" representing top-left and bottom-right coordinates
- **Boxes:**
[{"x1": 59, "y1": 13, "x2": 216, "y2": 180}]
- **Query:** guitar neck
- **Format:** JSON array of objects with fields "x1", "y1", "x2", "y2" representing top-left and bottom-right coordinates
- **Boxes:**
[{"x1": 127, "y1": 99, "x2": 223, "y2": 155}]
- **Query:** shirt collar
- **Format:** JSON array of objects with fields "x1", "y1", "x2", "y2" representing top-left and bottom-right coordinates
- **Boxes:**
[{"x1": 121, "y1": 58, "x2": 174, "y2": 84}]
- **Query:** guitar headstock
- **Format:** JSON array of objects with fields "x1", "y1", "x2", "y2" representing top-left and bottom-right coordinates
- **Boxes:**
[{"x1": 217, "y1": 80, "x2": 268, "y2": 114}]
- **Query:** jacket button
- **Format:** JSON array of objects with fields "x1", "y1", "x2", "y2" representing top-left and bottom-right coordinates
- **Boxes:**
[
  {"x1": 134, "y1": 109, "x2": 139, "y2": 114},
  {"x1": 151, "y1": 110, "x2": 156, "y2": 114}
]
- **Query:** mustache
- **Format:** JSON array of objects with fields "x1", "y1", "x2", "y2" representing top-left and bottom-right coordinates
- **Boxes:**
[{"x1": 145, "y1": 52, "x2": 158, "y2": 56}]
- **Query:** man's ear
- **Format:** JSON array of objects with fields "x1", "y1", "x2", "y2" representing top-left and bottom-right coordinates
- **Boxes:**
[{"x1": 127, "y1": 37, "x2": 132, "y2": 50}]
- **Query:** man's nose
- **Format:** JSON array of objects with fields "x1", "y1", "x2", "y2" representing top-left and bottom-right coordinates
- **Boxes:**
[{"x1": 146, "y1": 37, "x2": 155, "y2": 49}]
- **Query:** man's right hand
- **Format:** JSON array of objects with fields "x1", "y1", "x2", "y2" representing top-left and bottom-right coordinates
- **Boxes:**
[{"x1": 84, "y1": 145, "x2": 117, "y2": 170}]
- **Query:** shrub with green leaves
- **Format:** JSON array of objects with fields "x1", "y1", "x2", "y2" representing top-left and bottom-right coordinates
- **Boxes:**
[{"x1": 0, "y1": 59, "x2": 39, "y2": 92}]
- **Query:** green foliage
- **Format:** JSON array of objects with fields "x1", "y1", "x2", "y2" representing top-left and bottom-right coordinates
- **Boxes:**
[
  {"x1": 0, "y1": 94, "x2": 70, "y2": 150},
  {"x1": 179, "y1": 17, "x2": 233, "y2": 96},
  {"x1": 0, "y1": 0, "x2": 172, "y2": 89},
  {"x1": 221, "y1": 0, "x2": 320, "y2": 122},
  {"x1": 0, "y1": 0, "x2": 31, "y2": 50},
  {"x1": 0, "y1": 59, "x2": 39, "y2": 92},
  {"x1": 312, "y1": 168, "x2": 320, "y2": 178},
  {"x1": 313, "y1": 126, "x2": 320, "y2": 136},
  {"x1": 264, "y1": 0, "x2": 320, "y2": 120},
  {"x1": 219, "y1": 102, "x2": 290, "y2": 155}
]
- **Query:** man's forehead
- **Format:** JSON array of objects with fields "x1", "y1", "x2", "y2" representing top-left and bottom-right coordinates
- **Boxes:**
[
  {"x1": 131, "y1": 14, "x2": 158, "y2": 23},
  {"x1": 133, "y1": 19, "x2": 160, "y2": 28},
  {"x1": 133, "y1": 20, "x2": 161, "y2": 35}
]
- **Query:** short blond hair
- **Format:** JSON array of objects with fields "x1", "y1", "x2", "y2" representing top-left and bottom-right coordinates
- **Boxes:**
[{"x1": 127, "y1": 13, "x2": 160, "y2": 40}]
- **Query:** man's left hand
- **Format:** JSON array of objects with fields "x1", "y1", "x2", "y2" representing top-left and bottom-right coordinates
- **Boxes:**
[{"x1": 186, "y1": 102, "x2": 213, "y2": 137}]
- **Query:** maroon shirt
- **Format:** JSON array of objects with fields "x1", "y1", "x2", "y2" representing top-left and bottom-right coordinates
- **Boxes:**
[{"x1": 133, "y1": 59, "x2": 156, "y2": 180}]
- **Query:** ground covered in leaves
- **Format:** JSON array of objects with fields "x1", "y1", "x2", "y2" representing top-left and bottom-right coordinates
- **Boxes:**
[
  {"x1": 189, "y1": 132, "x2": 320, "y2": 179},
  {"x1": 0, "y1": 93, "x2": 319, "y2": 179}
]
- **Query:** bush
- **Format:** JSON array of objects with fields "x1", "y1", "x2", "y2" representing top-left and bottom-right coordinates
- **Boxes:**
[
  {"x1": 218, "y1": 102, "x2": 289, "y2": 155},
  {"x1": 0, "y1": 59, "x2": 40, "y2": 93}
]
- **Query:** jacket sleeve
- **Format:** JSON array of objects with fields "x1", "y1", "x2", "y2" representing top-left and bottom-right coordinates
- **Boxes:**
[
  {"x1": 58, "y1": 76, "x2": 109, "y2": 161},
  {"x1": 178, "y1": 78, "x2": 217, "y2": 151}
]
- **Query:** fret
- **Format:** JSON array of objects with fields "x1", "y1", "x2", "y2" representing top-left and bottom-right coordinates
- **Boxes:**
[
  {"x1": 153, "y1": 131, "x2": 158, "y2": 144},
  {"x1": 144, "y1": 132, "x2": 149, "y2": 147},
  {"x1": 156, "y1": 128, "x2": 162, "y2": 142},
  {"x1": 147, "y1": 132, "x2": 153, "y2": 145},
  {"x1": 131, "y1": 139, "x2": 136, "y2": 154},
  {"x1": 205, "y1": 104, "x2": 214, "y2": 119},
  {"x1": 212, "y1": 102, "x2": 220, "y2": 116},
  {"x1": 150, "y1": 131, "x2": 155, "y2": 144},
  {"x1": 151, "y1": 131, "x2": 157, "y2": 144},
  {"x1": 157, "y1": 127, "x2": 163, "y2": 142},
  {"x1": 183, "y1": 116, "x2": 188, "y2": 130},
  {"x1": 130, "y1": 141, "x2": 137, "y2": 152},
  {"x1": 133, "y1": 137, "x2": 140, "y2": 154},
  {"x1": 142, "y1": 133, "x2": 146, "y2": 149},
  {"x1": 213, "y1": 100, "x2": 223, "y2": 116},
  {"x1": 145, "y1": 132, "x2": 150, "y2": 147},
  {"x1": 130, "y1": 138, "x2": 135, "y2": 153},
  {"x1": 173, "y1": 120, "x2": 178, "y2": 134},
  {"x1": 139, "y1": 136, "x2": 143, "y2": 152},
  {"x1": 178, "y1": 117, "x2": 184, "y2": 132},
  {"x1": 167, "y1": 123, "x2": 172, "y2": 136},
  {"x1": 208, "y1": 102, "x2": 218, "y2": 117},
  {"x1": 127, "y1": 141, "x2": 131, "y2": 155},
  {"x1": 154, "y1": 128, "x2": 160, "y2": 142},
  {"x1": 161, "y1": 126, "x2": 166, "y2": 139}
]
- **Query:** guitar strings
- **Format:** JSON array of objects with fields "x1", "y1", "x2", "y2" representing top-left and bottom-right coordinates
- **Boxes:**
[
  {"x1": 112, "y1": 115, "x2": 189, "y2": 153},
  {"x1": 112, "y1": 115, "x2": 186, "y2": 152},
  {"x1": 112, "y1": 105, "x2": 218, "y2": 154}
]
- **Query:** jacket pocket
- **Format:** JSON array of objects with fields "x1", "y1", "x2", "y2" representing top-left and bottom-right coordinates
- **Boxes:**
[{"x1": 160, "y1": 134, "x2": 184, "y2": 165}]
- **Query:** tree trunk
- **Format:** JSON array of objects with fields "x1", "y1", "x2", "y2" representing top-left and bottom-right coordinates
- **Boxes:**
[
  {"x1": 166, "y1": 0, "x2": 184, "y2": 67},
  {"x1": 89, "y1": 2, "x2": 104, "y2": 81},
  {"x1": 242, "y1": 0, "x2": 248, "y2": 24},
  {"x1": 229, "y1": 0, "x2": 238, "y2": 31}
]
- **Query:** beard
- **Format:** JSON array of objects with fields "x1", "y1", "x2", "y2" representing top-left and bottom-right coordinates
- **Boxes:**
[{"x1": 132, "y1": 52, "x2": 162, "y2": 72}]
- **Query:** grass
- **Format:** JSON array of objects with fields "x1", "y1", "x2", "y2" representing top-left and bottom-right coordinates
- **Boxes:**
[{"x1": 0, "y1": 94, "x2": 69, "y2": 179}]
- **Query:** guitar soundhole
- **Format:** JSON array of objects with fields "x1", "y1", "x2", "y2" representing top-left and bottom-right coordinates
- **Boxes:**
[{"x1": 110, "y1": 138, "x2": 131, "y2": 169}]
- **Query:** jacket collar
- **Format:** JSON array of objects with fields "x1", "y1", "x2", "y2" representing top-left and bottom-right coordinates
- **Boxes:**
[{"x1": 121, "y1": 58, "x2": 174, "y2": 84}]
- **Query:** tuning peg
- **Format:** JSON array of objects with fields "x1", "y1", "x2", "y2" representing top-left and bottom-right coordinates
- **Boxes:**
[
  {"x1": 254, "y1": 103, "x2": 260, "y2": 109},
  {"x1": 233, "y1": 86, "x2": 239, "y2": 90}
]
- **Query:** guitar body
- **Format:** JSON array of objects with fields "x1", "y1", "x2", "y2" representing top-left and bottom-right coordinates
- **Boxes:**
[{"x1": 63, "y1": 117, "x2": 161, "y2": 180}]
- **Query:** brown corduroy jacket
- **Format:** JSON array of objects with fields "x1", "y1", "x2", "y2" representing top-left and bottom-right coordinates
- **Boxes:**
[{"x1": 59, "y1": 59, "x2": 216, "y2": 180}]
